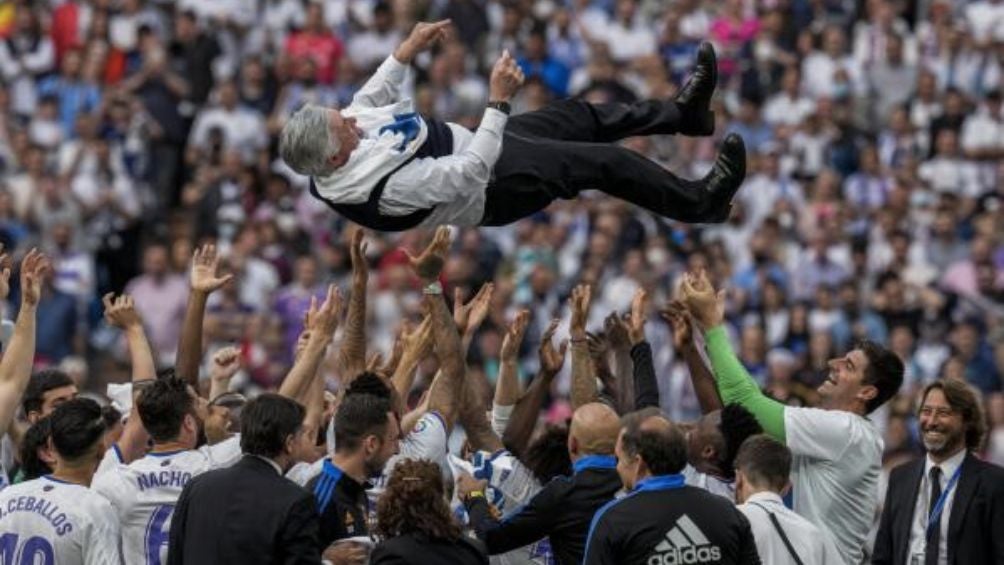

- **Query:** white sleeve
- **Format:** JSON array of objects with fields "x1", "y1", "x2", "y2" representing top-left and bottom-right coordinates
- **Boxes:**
[
  {"x1": 474, "y1": 450, "x2": 541, "y2": 507},
  {"x1": 784, "y1": 407, "x2": 856, "y2": 461},
  {"x1": 347, "y1": 55, "x2": 410, "y2": 111},
  {"x1": 22, "y1": 40, "x2": 55, "y2": 75},
  {"x1": 285, "y1": 459, "x2": 324, "y2": 487},
  {"x1": 83, "y1": 499, "x2": 124, "y2": 565},
  {"x1": 490, "y1": 403, "x2": 514, "y2": 438},
  {"x1": 379, "y1": 108, "x2": 508, "y2": 215},
  {"x1": 200, "y1": 435, "x2": 243, "y2": 469},
  {"x1": 399, "y1": 412, "x2": 448, "y2": 462}
]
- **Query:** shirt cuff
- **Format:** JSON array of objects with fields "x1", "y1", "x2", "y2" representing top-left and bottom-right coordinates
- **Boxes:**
[
  {"x1": 705, "y1": 325, "x2": 729, "y2": 351},
  {"x1": 383, "y1": 54, "x2": 409, "y2": 77},
  {"x1": 480, "y1": 107, "x2": 509, "y2": 133}
]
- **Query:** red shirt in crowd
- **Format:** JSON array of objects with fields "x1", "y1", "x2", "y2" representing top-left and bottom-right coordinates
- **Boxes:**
[{"x1": 284, "y1": 30, "x2": 344, "y2": 84}]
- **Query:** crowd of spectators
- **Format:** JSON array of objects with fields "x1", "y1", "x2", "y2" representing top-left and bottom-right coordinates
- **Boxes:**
[{"x1": 0, "y1": 0, "x2": 1002, "y2": 492}]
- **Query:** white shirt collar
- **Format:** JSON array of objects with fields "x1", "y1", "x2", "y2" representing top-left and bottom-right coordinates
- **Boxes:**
[
  {"x1": 745, "y1": 491, "x2": 785, "y2": 506},
  {"x1": 251, "y1": 455, "x2": 283, "y2": 476},
  {"x1": 924, "y1": 447, "x2": 966, "y2": 480}
]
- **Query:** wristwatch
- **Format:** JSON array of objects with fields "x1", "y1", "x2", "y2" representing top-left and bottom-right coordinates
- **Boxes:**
[{"x1": 487, "y1": 100, "x2": 511, "y2": 115}]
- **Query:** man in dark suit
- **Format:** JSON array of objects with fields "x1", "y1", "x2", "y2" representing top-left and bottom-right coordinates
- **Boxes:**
[
  {"x1": 168, "y1": 393, "x2": 321, "y2": 565},
  {"x1": 874, "y1": 379, "x2": 1004, "y2": 565}
]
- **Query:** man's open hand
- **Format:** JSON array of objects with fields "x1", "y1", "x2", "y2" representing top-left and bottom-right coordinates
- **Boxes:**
[
  {"x1": 394, "y1": 19, "x2": 451, "y2": 63},
  {"x1": 19, "y1": 249, "x2": 49, "y2": 307},
  {"x1": 454, "y1": 283, "x2": 494, "y2": 337},
  {"x1": 500, "y1": 309, "x2": 530, "y2": 362},
  {"x1": 569, "y1": 284, "x2": 592, "y2": 340},
  {"x1": 103, "y1": 293, "x2": 142, "y2": 330},
  {"x1": 490, "y1": 50, "x2": 525, "y2": 102},
  {"x1": 539, "y1": 319, "x2": 568, "y2": 377},
  {"x1": 191, "y1": 244, "x2": 233, "y2": 295},
  {"x1": 404, "y1": 227, "x2": 451, "y2": 282},
  {"x1": 680, "y1": 269, "x2": 725, "y2": 329}
]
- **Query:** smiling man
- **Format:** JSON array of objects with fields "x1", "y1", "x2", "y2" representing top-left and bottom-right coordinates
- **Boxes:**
[
  {"x1": 279, "y1": 20, "x2": 746, "y2": 232},
  {"x1": 680, "y1": 270, "x2": 904, "y2": 565}
]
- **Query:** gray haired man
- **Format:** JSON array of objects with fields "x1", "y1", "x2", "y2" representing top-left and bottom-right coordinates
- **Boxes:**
[{"x1": 280, "y1": 20, "x2": 746, "y2": 232}]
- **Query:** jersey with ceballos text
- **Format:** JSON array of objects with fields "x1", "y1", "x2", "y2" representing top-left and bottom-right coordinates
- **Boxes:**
[
  {"x1": 91, "y1": 436, "x2": 242, "y2": 565},
  {"x1": 0, "y1": 476, "x2": 121, "y2": 565}
]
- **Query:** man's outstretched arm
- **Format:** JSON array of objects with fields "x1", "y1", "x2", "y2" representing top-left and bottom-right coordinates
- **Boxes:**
[
  {"x1": 0, "y1": 250, "x2": 47, "y2": 438},
  {"x1": 681, "y1": 271, "x2": 785, "y2": 440},
  {"x1": 349, "y1": 20, "x2": 451, "y2": 110},
  {"x1": 176, "y1": 245, "x2": 233, "y2": 390}
]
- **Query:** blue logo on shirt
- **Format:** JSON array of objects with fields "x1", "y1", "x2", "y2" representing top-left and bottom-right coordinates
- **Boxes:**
[{"x1": 378, "y1": 113, "x2": 422, "y2": 151}]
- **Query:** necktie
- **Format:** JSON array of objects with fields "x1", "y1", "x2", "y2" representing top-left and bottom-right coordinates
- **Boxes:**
[{"x1": 925, "y1": 466, "x2": 943, "y2": 565}]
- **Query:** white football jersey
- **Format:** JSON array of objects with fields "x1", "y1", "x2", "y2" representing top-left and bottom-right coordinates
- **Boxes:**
[
  {"x1": 91, "y1": 437, "x2": 242, "y2": 565},
  {"x1": 0, "y1": 476, "x2": 121, "y2": 565}
]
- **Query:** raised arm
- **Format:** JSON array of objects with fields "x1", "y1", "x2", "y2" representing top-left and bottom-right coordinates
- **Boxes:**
[
  {"x1": 0, "y1": 250, "x2": 47, "y2": 437},
  {"x1": 604, "y1": 313, "x2": 636, "y2": 412},
  {"x1": 405, "y1": 227, "x2": 465, "y2": 429},
  {"x1": 622, "y1": 289, "x2": 662, "y2": 411},
  {"x1": 348, "y1": 20, "x2": 451, "y2": 110},
  {"x1": 661, "y1": 301, "x2": 723, "y2": 413},
  {"x1": 502, "y1": 319, "x2": 566, "y2": 458},
  {"x1": 279, "y1": 285, "x2": 343, "y2": 403},
  {"x1": 389, "y1": 315, "x2": 433, "y2": 399},
  {"x1": 336, "y1": 229, "x2": 368, "y2": 386},
  {"x1": 454, "y1": 283, "x2": 495, "y2": 355},
  {"x1": 681, "y1": 271, "x2": 785, "y2": 439},
  {"x1": 570, "y1": 284, "x2": 598, "y2": 410},
  {"x1": 102, "y1": 293, "x2": 155, "y2": 463},
  {"x1": 494, "y1": 310, "x2": 529, "y2": 411},
  {"x1": 176, "y1": 245, "x2": 234, "y2": 390}
]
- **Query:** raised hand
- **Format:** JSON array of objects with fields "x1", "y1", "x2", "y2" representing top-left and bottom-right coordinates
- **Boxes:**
[
  {"x1": 349, "y1": 228, "x2": 368, "y2": 284},
  {"x1": 500, "y1": 309, "x2": 530, "y2": 361},
  {"x1": 569, "y1": 284, "x2": 592, "y2": 340},
  {"x1": 489, "y1": 49, "x2": 525, "y2": 102},
  {"x1": 627, "y1": 288, "x2": 649, "y2": 346},
  {"x1": 210, "y1": 346, "x2": 242, "y2": 384},
  {"x1": 660, "y1": 301, "x2": 694, "y2": 351},
  {"x1": 400, "y1": 315, "x2": 434, "y2": 362},
  {"x1": 454, "y1": 283, "x2": 494, "y2": 337},
  {"x1": 308, "y1": 284, "x2": 345, "y2": 338},
  {"x1": 404, "y1": 227, "x2": 451, "y2": 282},
  {"x1": 680, "y1": 269, "x2": 725, "y2": 329},
  {"x1": 190, "y1": 244, "x2": 234, "y2": 294},
  {"x1": 538, "y1": 319, "x2": 568, "y2": 377},
  {"x1": 102, "y1": 293, "x2": 142, "y2": 330},
  {"x1": 586, "y1": 332, "x2": 609, "y2": 362},
  {"x1": 19, "y1": 249, "x2": 49, "y2": 307},
  {"x1": 394, "y1": 19, "x2": 452, "y2": 63}
]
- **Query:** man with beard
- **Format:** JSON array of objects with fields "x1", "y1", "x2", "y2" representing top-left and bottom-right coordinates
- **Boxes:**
[
  {"x1": 681, "y1": 270, "x2": 904, "y2": 565},
  {"x1": 873, "y1": 379, "x2": 1004, "y2": 565},
  {"x1": 91, "y1": 372, "x2": 243, "y2": 565}
]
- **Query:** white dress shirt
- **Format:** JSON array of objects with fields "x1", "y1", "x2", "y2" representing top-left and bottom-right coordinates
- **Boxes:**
[
  {"x1": 312, "y1": 55, "x2": 508, "y2": 228},
  {"x1": 738, "y1": 491, "x2": 844, "y2": 565},
  {"x1": 906, "y1": 448, "x2": 966, "y2": 565}
]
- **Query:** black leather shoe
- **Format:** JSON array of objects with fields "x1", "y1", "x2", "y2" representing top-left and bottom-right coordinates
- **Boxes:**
[
  {"x1": 703, "y1": 134, "x2": 746, "y2": 222},
  {"x1": 674, "y1": 42, "x2": 718, "y2": 136}
]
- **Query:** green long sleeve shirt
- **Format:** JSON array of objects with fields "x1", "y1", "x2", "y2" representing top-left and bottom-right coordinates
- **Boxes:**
[{"x1": 704, "y1": 326, "x2": 786, "y2": 440}]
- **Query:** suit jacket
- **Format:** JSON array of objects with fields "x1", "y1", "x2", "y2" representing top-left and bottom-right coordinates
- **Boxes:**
[
  {"x1": 168, "y1": 455, "x2": 321, "y2": 565},
  {"x1": 873, "y1": 452, "x2": 1004, "y2": 565},
  {"x1": 370, "y1": 533, "x2": 488, "y2": 565}
]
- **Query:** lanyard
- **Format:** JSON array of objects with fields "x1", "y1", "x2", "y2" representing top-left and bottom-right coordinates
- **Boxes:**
[{"x1": 926, "y1": 465, "x2": 962, "y2": 538}]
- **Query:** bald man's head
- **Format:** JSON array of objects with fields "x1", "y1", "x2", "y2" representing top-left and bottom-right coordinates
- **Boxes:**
[{"x1": 568, "y1": 402, "x2": 621, "y2": 458}]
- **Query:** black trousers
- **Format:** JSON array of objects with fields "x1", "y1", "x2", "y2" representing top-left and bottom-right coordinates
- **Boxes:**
[{"x1": 480, "y1": 99, "x2": 712, "y2": 226}]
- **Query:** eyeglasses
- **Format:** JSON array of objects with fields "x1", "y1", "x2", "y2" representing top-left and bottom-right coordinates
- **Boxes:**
[{"x1": 919, "y1": 406, "x2": 956, "y2": 418}]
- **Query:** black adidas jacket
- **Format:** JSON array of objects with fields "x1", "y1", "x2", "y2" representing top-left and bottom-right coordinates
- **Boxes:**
[
  {"x1": 583, "y1": 474, "x2": 760, "y2": 565},
  {"x1": 465, "y1": 455, "x2": 622, "y2": 565}
]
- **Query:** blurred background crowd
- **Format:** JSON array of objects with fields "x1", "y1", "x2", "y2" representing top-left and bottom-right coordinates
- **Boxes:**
[{"x1": 0, "y1": 0, "x2": 1002, "y2": 484}]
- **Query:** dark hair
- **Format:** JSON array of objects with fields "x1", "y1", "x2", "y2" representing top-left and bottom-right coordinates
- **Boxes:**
[
  {"x1": 523, "y1": 424, "x2": 572, "y2": 483},
  {"x1": 857, "y1": 340, "x2": 904, "y2": 413},
  {"x1": 101, "y1": 404, "x2": 122, "y2": 429},
  {"x1": 718, "y1": 404, "x2": 763, "y2": 479},
  {"x1": 137, "y1": 376, "x2": 195, "y2": 443},
  {"x1": 345, "y1": 372, "x2": 392, "y2": 399},
  {"x1": 920, "y1": 380, "x2": 987, "y2": 451},
  {"x1": 620, "y1": 411, "x2": 687, "y2": 475},
  {"x1": 375, "y1": 458, "x2": 461, "y2": 541},
  {"x1": 19, "y1": 416, "x2": 53, "y2": 480},
  {"x1": 23, "y1": 370, "x2": 75, "y2": 415},
  {"x1": 240, "y1": 394, "x2": 305, "y2": 458},
  {"x1": 734, "y1": 434, "x2": 791, "y2": 492},
  {"x1": 50, "y1": 398, "x2": 107, "y2": 462},
  {"x1": 334, "y1": 392, "x2": 392, "y2": 452}
]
